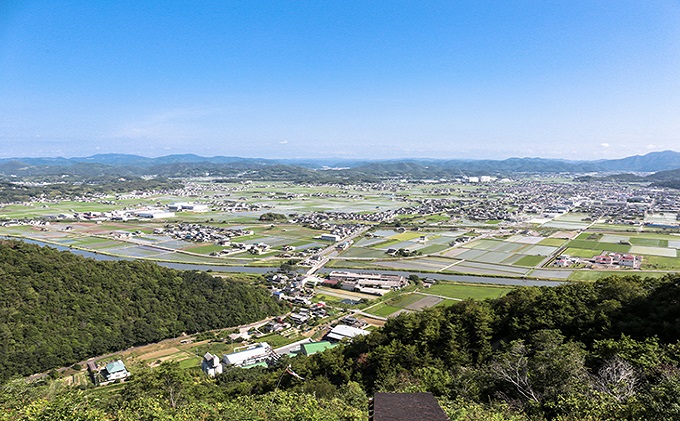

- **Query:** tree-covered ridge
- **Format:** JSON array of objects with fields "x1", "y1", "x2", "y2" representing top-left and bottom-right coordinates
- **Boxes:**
[
  {"x1": 0, "y1": 240, "x2": 286, "y2": 381},
  {"x1": 3, "y1": 271, "x2": 680, "y2": 419},
  {"x1": 199, "y1": 273, "x2": 680, "y2": 420},
  {"x1": 0, "y1": 177, "x2": 183, "y2": 203},
  {"x1": 310, "y1": 274, "x2": 680, "y2": 419}
]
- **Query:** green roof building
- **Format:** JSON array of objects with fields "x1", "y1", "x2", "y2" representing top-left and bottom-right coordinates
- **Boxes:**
[
  {"x1": 301, "y1": 341, "x2": 337, "y2": 356},
  {"x1": 242, "y1": 361, "x2": 269, "y2": 369}
]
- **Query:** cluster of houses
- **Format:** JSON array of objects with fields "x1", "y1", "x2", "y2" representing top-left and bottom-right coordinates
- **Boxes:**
[
  {"x1": 408, "y1": 179, "x2": 680, "y2": 226},
  {"x1": 8, "y1": 176, "x2": 680, "y2": 234},
  {"x1": 165, "y1": 223, "x2": 254, "y2": 243},
  {"x1": 270, "y1": 270, "x2": 409, "y2": 302},
  {"x1": 553, "y1": 253, "x2": 643, "y2": 269},
  {"x1": 592, "y1": 253, "x2": 642, "y2": 268},
  {"x1": 268, "y1": 273, "x2": 317, "y2": 302},
  {"x1": 209, "y1": 200, "x2": 270, "y2": 213},
  {"x1": 1, "y1": 219, "x2": 51, "y2": 228},
  {"x1": 298, "y1": 209, "x2": 400, "y2": 224},
  {"x1": 288, "y1": 214, "x2": 366, "y2": 236},
  {"x1": 43, "y1": 202, "x2": 209, "y2": 222},
  {"x1": 289, "y1": 302, "x2": 328, "y2": 325},
  {"x1": 553, "y1": 255, "x2": 580, "y2": 267},
  {"x1": 322, "y1": 271, "x2": 408, "y2": 296},
  {"x1": 201, "y1": 321, "x2": 369, "y2": 377}
]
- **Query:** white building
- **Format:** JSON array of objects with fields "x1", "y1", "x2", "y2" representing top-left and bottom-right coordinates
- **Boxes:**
[
  {"x1": 328, "y1": 271, "x2": 408, "y2": 290},
  {"x1": 189, "y1": 204, "x2": 210, "y2": 212},
  {"x1": 326, "y1": 324, "x2": 370, "y2": 342},
  {"x1": 168, "y1": 202, "x2": 210, "y2": 212},
  {"x1": 320, "y1": 234, "x2": 341, "y2": 242},
  {"x1": 201, "y1": 352, "x2": 223, "y2": 377},
  {"x1": 135, "y1": 210, "x2": 176, "y2": 219},
  {"x1": 223, "y1": 342, "x2": 272, "y2": 367},
  {"x1": 103, "y1": 360, "x2": 129, "y2": 382}
]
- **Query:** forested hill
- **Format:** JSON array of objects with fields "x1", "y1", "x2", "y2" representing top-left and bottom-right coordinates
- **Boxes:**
[
  {"x1": 0, "y1": 240, "x2": 286, "y2": 381},
  {"x1": 2, "y1": 273, "x2": 680, "y2": 419},
  {"x1": 2, "y1": 150, "x2": 680, "y2": 181}
]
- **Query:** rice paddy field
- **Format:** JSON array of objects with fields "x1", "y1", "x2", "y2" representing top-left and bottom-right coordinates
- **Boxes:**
[
  {"x1": 1, "y1": 181, "x2": 679, "y2": 280},
  {"x1": 424, "y1": 282, "x2": 514, "y2": 300},
  {"x1": 336, "y1": 219, "x2": 680, "y2": 280}
]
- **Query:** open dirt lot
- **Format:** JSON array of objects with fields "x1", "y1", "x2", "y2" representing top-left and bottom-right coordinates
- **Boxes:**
[{"x1": 405, "y1": 295, "x2": 443, "y2": 310}]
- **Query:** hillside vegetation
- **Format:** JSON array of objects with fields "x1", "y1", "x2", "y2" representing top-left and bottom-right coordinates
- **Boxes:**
[
  {"x1": 2, "y1": 150, "x2": 680, "y2": 182},
  {"x1": 0, "y1": 177, "x2": 183, "y2": 202},
  {"x1": 1, "y1": 246, "x2": 680, "y2": 419},
  {"x1": 0, "y1": 240, "x2": 286, "y2": 381}
]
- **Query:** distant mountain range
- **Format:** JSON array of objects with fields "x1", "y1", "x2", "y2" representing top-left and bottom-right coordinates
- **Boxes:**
[{"x1": 1, "y1": 150, "x2": 680, "y2": 180}]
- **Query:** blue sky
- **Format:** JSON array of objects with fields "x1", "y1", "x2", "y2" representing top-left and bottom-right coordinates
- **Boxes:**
[{"x1": 1, "y1": 1, "x2": 679, "y2": 160}]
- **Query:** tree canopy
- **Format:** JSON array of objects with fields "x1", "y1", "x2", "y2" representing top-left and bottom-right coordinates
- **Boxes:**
[
  {"x1": 2, "y1": 251, "x2": 680, "y2": 419},
  {"x1": 0, "y1": 240, "x2": 286, "y2": 380}
]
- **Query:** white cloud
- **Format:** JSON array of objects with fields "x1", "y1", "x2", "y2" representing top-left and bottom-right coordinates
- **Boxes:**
[
  {"x1": 279, "y1": 140, "x2": 288, "y2": 144},
  {"x1": 600, "y1": 143, "x2": 610, "y2": 148}
]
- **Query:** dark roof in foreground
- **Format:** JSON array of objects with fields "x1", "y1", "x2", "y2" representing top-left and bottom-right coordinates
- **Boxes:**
[{"x1": 370, "y1": 392, "x2": 449, "y2": 421}]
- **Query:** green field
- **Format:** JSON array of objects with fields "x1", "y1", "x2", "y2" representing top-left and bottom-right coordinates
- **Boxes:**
[
  {"x1": 339, "y1": 247, "x2": 391, "y2": 258},
  {"x1": 324, "y1": 260, "x2": 381, "y2": 270},
  {"x1": 568, "y1": 270, "x2": 615, "y2": 281},
  {"x1": 563, "y1": 247, "x2": 600, "y2": 258},
  {"x1": 254, "y1": 333, "x2": 303, "y2": 348},
  {"x1": 391, "y1": 231, "x2": 426, "y2": 241},
  {"x1": 569, "y1": 270, "x2": 670, "y2": 281},
  {"x1": 629, "y1": 237, "x2": 668, "y2": 247},
  {"x1": 185, "y1": 244, "x2": 227, "y2": 254},
  {"x1": 418, "y1": 243, "x2": 452, "y2": 254},
  {"x1": 434, "y1": 299, "x2": 461, "y2": 308},
  {"x1": 70, "y1": 236, "x2": 118, "y2": 246},
  {"x1": 643, "y1": 255, "x2": 680, "y2": 270},
  {"x1": 424, "y1": 282, "x2": 513, "y2": 300},
  {"x1": 466, "y1": 239, "x2": 504, "y2": 251},
  {"x1": 368, "y1": 304, "x2": 402, "y2": 317},
  {"x1": 385, "y1": 293, "x2": 426, "y2": 308},
  {"x1": 514, "y1": 255, "x2": 545, "y2": 267},
  {"x1": 368, "y1": 239, "x2": 400, "y2": 249},
  {"x1": 567, "y1": 239, "x2": 631, "y2": 253},
  {"x1": 538, "y1": 238, "x2": 566, "y2": 246},
  {"x1": 178, "y1": 356, "x2": 202, "y2": 369},
  {"x1": 591, "y1": 224, "x2": 639, "y2": 231},
  {"x1": 576, "y1": 233, "x2": 602, "y2": 241},
  {"x1": 191, "y1": 342, "x2": 240, "y2": 359}
]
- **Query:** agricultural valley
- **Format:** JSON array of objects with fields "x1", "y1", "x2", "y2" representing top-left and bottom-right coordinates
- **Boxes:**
[{"x1": 0, "y1": 154, "x2": 680, "y2": 419}]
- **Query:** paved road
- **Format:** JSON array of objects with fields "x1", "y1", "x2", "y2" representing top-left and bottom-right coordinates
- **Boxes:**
[
  {"x1": 413, "y1": 291, "x2": 463, "y2": 301},
  {"x1": 274, "y1": 338, "x2": 313, "y2": 355},
  {"x1": 306, "y1": 225, "x2": 372, "y2": 275},
  {"x1": 351, "y1": 309, "x2": 387, "y2": 321}
]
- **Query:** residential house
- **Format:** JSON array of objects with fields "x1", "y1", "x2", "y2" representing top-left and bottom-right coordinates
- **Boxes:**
[
  {"x1": 201, "y1": 352, "x2": 223, "y2": 377},
  {"x1": 103, "y1": 360, "x2": 129, "y2": 382}
]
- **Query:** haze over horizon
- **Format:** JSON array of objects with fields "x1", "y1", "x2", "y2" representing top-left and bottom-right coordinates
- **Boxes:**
[{"x1": 2, "y1": 1, "x2": 680, "y2": 160}]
